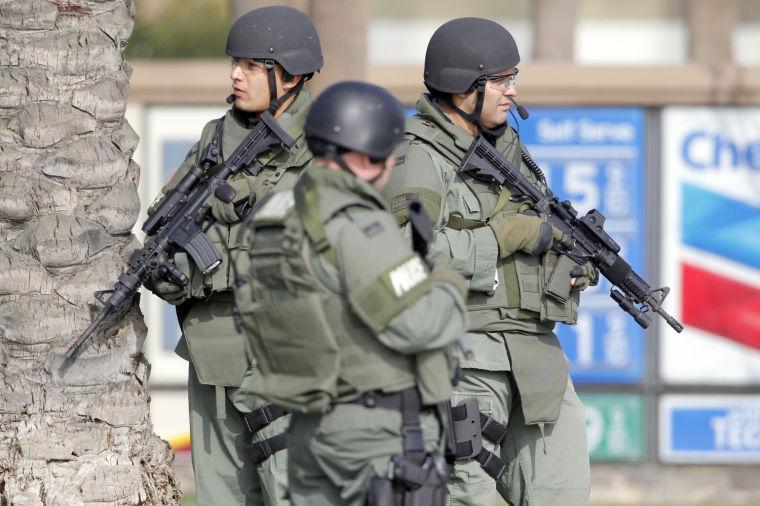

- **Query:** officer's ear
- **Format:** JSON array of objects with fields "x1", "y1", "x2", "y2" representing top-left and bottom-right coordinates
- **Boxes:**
[
  {"x1": 450, "y1": 89, "x2": 475, "y2": 113},
  {"x1": 279, "y1": 65, "x2": 303, "y2": 92}
]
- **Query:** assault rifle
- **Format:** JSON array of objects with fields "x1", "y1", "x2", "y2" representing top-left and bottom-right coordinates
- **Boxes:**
[
  {"x1": 62, "y1": 112, "x2": 294, "y2": 363},
  {"x1": 460, "y1": 135, "x2": 683, "y2": 333}
]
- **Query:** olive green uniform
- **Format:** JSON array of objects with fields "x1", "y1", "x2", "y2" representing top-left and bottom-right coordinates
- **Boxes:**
[
  {"x1": 383, "y1": 95, "x2": 594, "y2": 506},
  {"x1": 233, "y1": 165, "x2": 469, "y2": 506},
  {"x1": 149, "y1": 91, "x2": 313, "y2": 505}
]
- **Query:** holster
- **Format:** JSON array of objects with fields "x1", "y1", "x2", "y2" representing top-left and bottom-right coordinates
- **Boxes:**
[
  {"x1": 364, "y1": 389, "x2": 450, "y2": 506},
  {"x1": 366, "y1": 453, "x2": 449, "y2": 506},
  {"x1": 446, "y1": 398, "x2": 508, "y2": 480}
]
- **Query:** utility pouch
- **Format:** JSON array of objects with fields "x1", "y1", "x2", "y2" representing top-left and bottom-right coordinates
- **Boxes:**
[
  {"x1": 545, "y1": 253, "x2": 575, "y2": 303},
  {"x1": 513, "y1": 252, "x2": 542, "y2": 314},
  {"x1": 183, "y1": 296, "x2": 249, "y2": 386},
  {"x1": 541, "y1": 252, "x2": 580, "y2": 323},
  {"x1": 242, "y1": 293, "x2": 340, "y2": 413}
]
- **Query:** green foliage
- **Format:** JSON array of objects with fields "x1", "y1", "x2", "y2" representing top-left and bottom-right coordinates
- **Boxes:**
[{"x1": 127, "y1": 0, "x2": 230, "y2": 59}]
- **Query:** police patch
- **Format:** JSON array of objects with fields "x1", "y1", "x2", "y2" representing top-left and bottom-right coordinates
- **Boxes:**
[{"x1": 389, "y1": 256, "x2": 428, "y2": 297}]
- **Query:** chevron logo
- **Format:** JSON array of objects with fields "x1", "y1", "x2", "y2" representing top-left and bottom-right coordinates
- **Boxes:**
[{"x1": 680, "y1": 183, "x2": 760, "y2": 350}]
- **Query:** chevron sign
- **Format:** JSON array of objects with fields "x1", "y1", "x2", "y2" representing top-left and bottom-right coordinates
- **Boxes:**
[{"x1": 660, "y1": 108, "x2": 760, "y2": 385}]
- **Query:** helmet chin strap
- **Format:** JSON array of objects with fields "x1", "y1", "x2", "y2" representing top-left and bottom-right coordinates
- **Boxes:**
[
  {"x1": 263, "y1": 59, "x2": 307, "y2": 116},
  {"x1": 446, "y1": 76, "x2": 487, "y2": 128}
]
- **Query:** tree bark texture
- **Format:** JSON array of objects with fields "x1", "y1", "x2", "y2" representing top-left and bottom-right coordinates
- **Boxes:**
[{"x1": 0, "y1": 1, "x2": 179, "y2": 504}]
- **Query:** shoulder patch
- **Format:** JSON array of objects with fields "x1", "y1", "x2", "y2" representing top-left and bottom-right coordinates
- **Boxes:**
[
  {"x1": 389, "y1": 256, "x2": 428, "y2": 297},
  {"x1": 254, "y1": 191, "x2": 295, "y2": 220}
]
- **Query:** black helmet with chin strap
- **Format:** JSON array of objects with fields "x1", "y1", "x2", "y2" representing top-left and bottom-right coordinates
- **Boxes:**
[
  {"x1": 424, "y1": 17, "x2": 520, "y2": 125},
  {"x1": 305, "y1": 81, "x2": 405, "y2": 177},
  {"x1": 226, "y1": 6, "x2": 323, "y2": 114}
]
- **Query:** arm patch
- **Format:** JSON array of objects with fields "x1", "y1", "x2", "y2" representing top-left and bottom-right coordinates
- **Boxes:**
[
  {"x1": 350, "y1": 254, "x2": 432, "y2": 332},
  {"x1": 389, "y1": 187, "x2": 441, "y2": 227}
]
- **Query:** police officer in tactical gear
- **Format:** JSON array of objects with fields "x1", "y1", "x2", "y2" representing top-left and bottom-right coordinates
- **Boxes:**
[
  {"x1": 145, "y1": 6, "x2": 322, "y2": 505},
  {"x1": 383, "y1": 18, "x2": 597, "y2": 506},
  {"x1": 232, "y1": 81, "x2": 469, "y2": 506}
]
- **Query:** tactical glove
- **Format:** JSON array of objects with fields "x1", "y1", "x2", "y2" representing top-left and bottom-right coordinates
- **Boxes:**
[
  {"x1": 210, "y1": 175, "x2": 256, "y2": 224},
  {"x1": 144, "y1": 267, "x2": 190, "y2": 305},
  {"x1": 488, "y1": 213, "x2": 559, "y2": 259},
  {"x1": 570, "y1": 262, "x2": 599, "y2": 292}
]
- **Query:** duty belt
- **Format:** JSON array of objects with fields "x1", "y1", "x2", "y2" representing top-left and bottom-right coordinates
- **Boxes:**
[
  {"x1": 349, "y1": 388, "x2": 425, "y2": 464},
  {"x1": 245, "y1": 404, "x2": 289, "y2": 465}
]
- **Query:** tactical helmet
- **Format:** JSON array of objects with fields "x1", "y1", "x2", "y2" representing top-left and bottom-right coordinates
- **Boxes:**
[
  {"x1": 424, "y1": 17, "x2": 519, "y2": 94},
  {"x1": 226, "y1": 6, "x2": 323, "y2": 76},
  {"x1": 305, "y1": 81, "x2": 405, "y2": 160}
]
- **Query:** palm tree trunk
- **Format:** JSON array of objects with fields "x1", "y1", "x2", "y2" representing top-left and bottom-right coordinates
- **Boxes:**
[{"x1": 0, "y1": 1, "x2": 179, "y2": 503}]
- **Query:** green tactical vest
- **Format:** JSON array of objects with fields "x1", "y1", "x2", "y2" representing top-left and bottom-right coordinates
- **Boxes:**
[
  {"x1": 234, "y1": 171, "x2": 441, "y2": 414},
  {"x1": 398, "y1": 96, "x2": 574, "y2": 426},
  {"x1": 186, "y1": 99, "x2": 312, "y2": 297},
  {"x1": 159, "y1": 92, "x2": 312, "y2": 387},
  {"x1": 402, "y1": 98, "x2": 579, "y2": 334}
]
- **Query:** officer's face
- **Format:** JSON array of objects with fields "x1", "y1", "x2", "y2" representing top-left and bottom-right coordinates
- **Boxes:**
[
  {"x1": 229, "y1": 58, "x2": 287, "y2": 113},
  {"x1": 453, "y1": 67, "x2": 518, "y2": 129},
  {"x1": 479, "y1": 68, "x2": 518, "y2": 129}
]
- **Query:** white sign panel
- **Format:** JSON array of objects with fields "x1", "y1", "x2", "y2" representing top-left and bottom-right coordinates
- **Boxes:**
[{"x1": 660, "y1": 107, "x2": 760, "y2": 385}]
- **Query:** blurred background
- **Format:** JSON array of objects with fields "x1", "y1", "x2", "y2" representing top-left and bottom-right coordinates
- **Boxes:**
[{"x1": 126, "y1": 1, "x2": 760, "y2": 504}]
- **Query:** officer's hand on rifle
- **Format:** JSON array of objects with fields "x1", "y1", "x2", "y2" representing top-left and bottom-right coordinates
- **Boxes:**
[
  {"x1": 569, "y1": 263, "x2": 599, "y2": 291},
  {"x1": 488, "y1": 213, "x2": 565, "y2": 258},
  {"x1": 210, "y1": 176, "x2": 257, "y2": 224},
  {"x1": 144, "y1": 265, "x2": 190, "y2": 304}
]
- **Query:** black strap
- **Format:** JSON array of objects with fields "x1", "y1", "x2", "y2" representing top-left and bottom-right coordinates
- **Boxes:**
[
  {"x1": 400, "y1": 389, "x2": 426, "y2": 465},
  {"x1": 479, "y1": 412, "x2": 507, "y2": 444},
  {"x1": 475, "y1": 447, "x2": 506, "y2": 480},
  {"x1": 244, "y1": 404, "x2": 288, "y2": 433},
  {"x1": 347, "y1": 389, "x2": 426, "y2": 464},
  {"x1": 248, "y1": 433, "x2": 287, "y2": 465},
  {"x1": 445, "y1": 77, "x2": 487, "y2": 127},
  {"x1": 451, "y1": 404, "x2": 507, "y2": 445},
  {"x1": 263, "y1": 58, "x2": 307, "y2": 116}
]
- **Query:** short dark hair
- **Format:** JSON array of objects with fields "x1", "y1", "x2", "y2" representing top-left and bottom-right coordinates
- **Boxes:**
[{"x1": 279, "y1": 64, "x2": 314, "y2": 84}]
